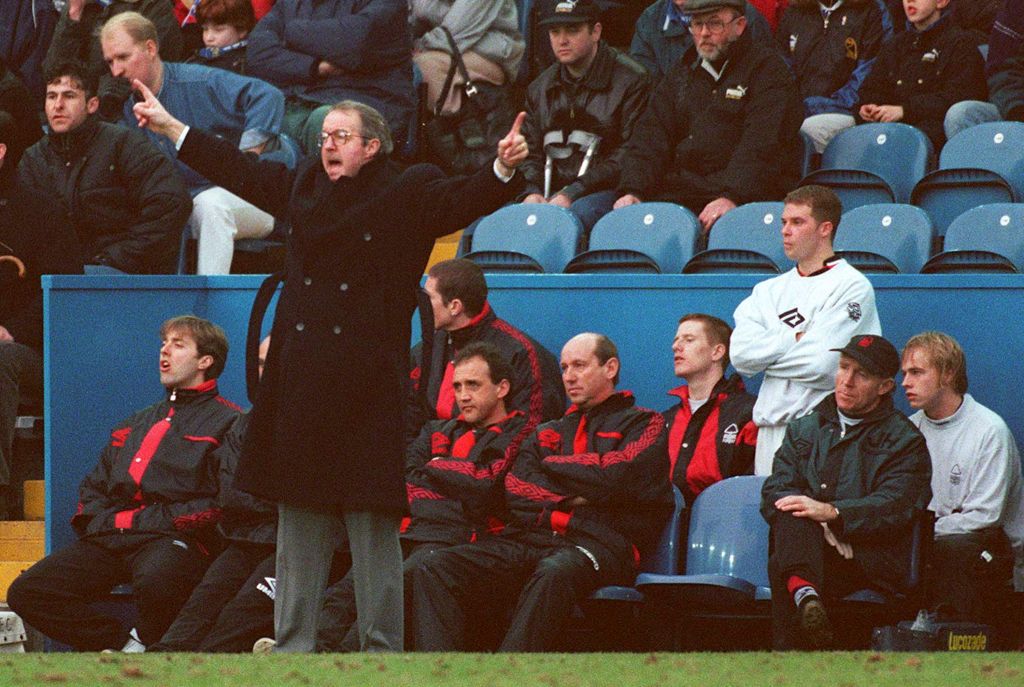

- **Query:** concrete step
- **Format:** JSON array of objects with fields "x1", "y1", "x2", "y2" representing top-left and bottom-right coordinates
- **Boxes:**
[
  {"x1": 22, "y1": 481, "x2": 44, "y2": 522},
  {"x1": 0, "y1": 538, "x2": 43, "y2": 560},
  {"x1": 0, "y1": 522, "x2": 43, "y2": 540}
]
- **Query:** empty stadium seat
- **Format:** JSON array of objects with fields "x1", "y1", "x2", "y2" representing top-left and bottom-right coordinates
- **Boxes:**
[
  {"x1": 834, "y1": 204, "x2": 935, "y2": 273},
  {"x1": 911, "y1": 122, "x2": 1024, "y2": 237},
  {"x1": 922, "y1": 204, "x2": 1024, "y2": 273},
  {"x1": 799, "y1": 123, "x2": 934, "y2": 208},
  {"x1": 636, "y1": 475, "x2": 770, "y2": 610},
  {"x1": 683, "y1": 203, "x2": 786, "y2": 274},
  {"x1": 463, "y1": 204, "x2": 583, "y2": 273},
  {"x1": 564, "y1": 203, "x2": 700, "y2": 274}
]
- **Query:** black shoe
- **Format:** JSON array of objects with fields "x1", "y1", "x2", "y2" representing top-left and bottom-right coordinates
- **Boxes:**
[{"x1": 798, "y1": 596, "x2": 834, "y2": 649}]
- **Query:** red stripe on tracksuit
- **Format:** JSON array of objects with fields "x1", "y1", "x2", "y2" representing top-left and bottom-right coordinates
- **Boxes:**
[
  {"x1": 543, "y1": 412, "x2": 665, "y2": 468},
  {"x1": 114, "y1": 407, "x2": 176, "y2": 529},
  {"x1": 685, "y1": 406, "x2": 725, "y2": 499}
]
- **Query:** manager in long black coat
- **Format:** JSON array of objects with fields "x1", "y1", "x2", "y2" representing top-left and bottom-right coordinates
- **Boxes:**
[{"x1": 132, "y1": 80, "x2": 529, "y2": 652}]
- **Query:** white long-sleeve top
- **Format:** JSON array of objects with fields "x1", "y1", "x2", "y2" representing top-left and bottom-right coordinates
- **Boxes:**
[
  {"x1": 730, "y1": 258, "x2": 881, "y2": 428},
  {"x1": 911, "y1": 394, "x2": 1024, "y2": 591}
]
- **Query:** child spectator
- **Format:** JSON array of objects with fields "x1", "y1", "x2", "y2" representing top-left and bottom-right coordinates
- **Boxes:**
[
  {"x1": 856, "y1": 0, "x2": 986, "y2": 148},
  {"x1": 186, "y1": 0, "x2": 257, "y2": 74}
]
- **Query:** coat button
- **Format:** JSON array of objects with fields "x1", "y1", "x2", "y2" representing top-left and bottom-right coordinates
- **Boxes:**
[
  {"x1": 917, "y1": 78, "x2": 924, "y2": 84},
  {"x1": 821, "y1": 483, "x2": 827, "y2": 490},
  {"x1": 896, "y1": 79, "x2": 903, "y2": 85},
  {"x1": 295, "y1": 322, "x2": 304, "y2": 332},
  {"x1": 304, "y1": 277, "x2": 312, "y2": 286},
  {"x1": 333, "y1": 325, "x2": 342, "y2": 334},
  {"x1": 681, "y1": 443, "x2": 689, "y2": 449},
  {"x1": 363, "y1": 232, "x2": 372, "y2": 241},
  {"x1": 339, "y1": 283, "x2": 348, "y2": 291}
]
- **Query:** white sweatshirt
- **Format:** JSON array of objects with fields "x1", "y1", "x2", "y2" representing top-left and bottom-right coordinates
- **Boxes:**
[
  {"x1": 911, "y1": 394, "x2": 1024, "y2": 591},
  {"x1": 730, "y1": 258, "x2": 881, "y2": 428}
]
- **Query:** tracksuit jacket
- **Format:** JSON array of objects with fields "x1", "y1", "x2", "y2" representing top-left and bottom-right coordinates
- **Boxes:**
[
  {"x1": 777, "y1": 0, "x2": 891, "y2": 116},
  {"x1": 404, "y1": 411, "x2": 528, "y2": 545},
  {"x1": 664, "y1": 374, "x2": 758, "y2": 505},
  {"x1": 503, "y1": 392, "x2": 674, "y2": 565},
  {"x1": 407, "y1": 301, "x2": 564, "y2": 446},
  {"x1": 856, "y1": 12, "x2": 987, "y2": 147},
  {"x1": 761, "y1": 394, "x2": 932, "y2": 593},
  {"x1": 72, "y1": 380, "x2": 242, "y2": 547},
  {"x1": 215, "y1": 413, "x2": 277, "y2": 546}
]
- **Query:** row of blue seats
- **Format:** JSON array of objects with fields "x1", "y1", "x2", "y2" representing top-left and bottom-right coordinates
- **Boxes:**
[
  {"x1": 465, "y1": 200, "x2": 1024, "y2": 275},
  {"x1": 587, "y1": 476, "x2": 927, "y2": 649},
  {"x1": 802, "y1": 122, "x2": 1024, "y2": 239}
]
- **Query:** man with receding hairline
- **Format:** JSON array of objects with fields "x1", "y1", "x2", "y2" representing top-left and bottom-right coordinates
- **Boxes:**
[{"x1": 414, "y1": 332, "x2": 672, "y2": 651}]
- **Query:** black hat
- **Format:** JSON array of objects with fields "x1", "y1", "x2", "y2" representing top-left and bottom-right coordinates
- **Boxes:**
[
  {"x1": 537, "y1": 0, "x2": 600, "y2": 27},
  {"x1": 830, "y1": 335, "x2": 900, "y2": 379},
  {"x1": 684, "y1": 0, "x2": 746, "y2": 13}
]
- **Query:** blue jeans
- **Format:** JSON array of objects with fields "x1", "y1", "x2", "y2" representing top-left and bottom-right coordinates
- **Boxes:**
[{"x1": 944, "y1": 101, "x2": 1001, "y2": 141}]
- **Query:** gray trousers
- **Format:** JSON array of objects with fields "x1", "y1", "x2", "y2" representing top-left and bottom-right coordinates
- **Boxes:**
[{"x1": 274, "y1": 504, "x2": 403, "y2": 652}]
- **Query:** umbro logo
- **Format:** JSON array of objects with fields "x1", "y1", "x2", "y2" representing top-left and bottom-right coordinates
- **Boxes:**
[
  {"x1": 779, "y1": 308, "x2": 805, "y2": 328},
  {"x1": 257, "y1": 576, "x2": 277, "y2": 600}
]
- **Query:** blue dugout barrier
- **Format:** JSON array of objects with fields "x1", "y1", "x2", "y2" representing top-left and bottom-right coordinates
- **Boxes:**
[{"x1": 42, "y1": 274, "x2": 1024, "y2": 552}]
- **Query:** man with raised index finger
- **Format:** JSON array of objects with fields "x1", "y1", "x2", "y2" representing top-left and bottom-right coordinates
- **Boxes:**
[{"x1": 131, "y1": 79, "x2": 529, "y2": 653}]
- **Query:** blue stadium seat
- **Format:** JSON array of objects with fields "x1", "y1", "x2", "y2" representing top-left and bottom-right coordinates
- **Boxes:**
[
  {"x1": 683, "y1": 203, "x2": 786, "y2": 274},
  {"x1": 922, "y1": 204, "x2": 1024, "y2": 273},
  {"x1": 464, "y1": 204, "x2": 583, "y2": 273},
  {"x1": 636, "y1": 475, "x2": 770, "y2": 610},
  {"x1": 911, "y1": 122, "x2": 1024, "y2": 237},
  {"x1": 834, "y1": 204, "x2": 935, "y2": 273},
  {"x1": 800, "y1": 123, "x2": 934, "y2": 207},
  {"x1": 564, "y1": 203, "x2": 700, "y2": 274}
]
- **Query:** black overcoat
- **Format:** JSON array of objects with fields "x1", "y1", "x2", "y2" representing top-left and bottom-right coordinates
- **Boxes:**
[{"x1": 178, "y1": 129, "x2": 523, "y2": 513}]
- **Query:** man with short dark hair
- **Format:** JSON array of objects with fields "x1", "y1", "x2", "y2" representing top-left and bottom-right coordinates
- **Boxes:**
[
  {"x1": 762, "y1": 334, "x2": 931, "y2": 650},
  {"x1": 318, "y1": 341, "x2": 527, "y2": 651},
  {"x1": 614, "y1": 0, "x2": 803, "y2": 233},
  {"x1": 902, "y1": 331, "x2": 1024, "y2": 621},
  {"x1": 517, "y1": 0, "x2": 651, "y2": 233},
  {"x1": 7, "y1": 316, "x2": 242, "y2": 652},
  {"x1": 18, "y1": 61, "x2": 191, "y2": 273},
  {"x1": 414, "y1": 332, "x2": 673, "y2": 651},
  {"x1": 0, "y1": 112, "x2": 82, "y2": 519},
  {"x1": 408, "y1": 258, "x2": 564, "y2": 446},
  {"x1": 730, "y1": 185, "x2": 881, "y2": 475},
  {"x1": 665, "y1": 313, "x2": 757, "y2": 505}
]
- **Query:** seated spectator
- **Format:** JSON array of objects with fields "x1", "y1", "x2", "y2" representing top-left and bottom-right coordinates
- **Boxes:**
[
  {"x1": 185, "y1": 0, "x2": 257, "y2": 74},
  {"x1": 761, "y1": 334, "x2": 931, "y2": 650},
  {"x1": 414, "y1": 332, "x2": 673, "y2": 651},
  {"x1": 777, "y1": 0, "x2": 891, "y2": 153},
  {"x1": 101, "y1": 12, "x2": 284, "y2": 275},
  {"x1": 856, "y1": 0, "x2": 987, "y2": 149},
  {"x1": 408, "y1": 259, "x2": 564, "y2": 447},
  {"x1": 944, "y1": 0, "x2": 1024, "y2": 139},
  {"x1": 411, "y1": 0, "x2": 524, "y2": 116},
  {"x1": 0, "y1": 0, "x2": 59, "y2": 106},
  {"x1": 150, "y1": 337, "x2": 278, "y2": 653},
  {"x1": 44, "y1": 0, "x2": 182, "y2": 121},
  {"x1": 901, "y1": 332, "x2": 1024, "y2": 622},
  {"x1": 0, "y1": 58, "x2": 42, "y2": 168},
  {"x1": 7, "y1": 315, "x2": 242, "y2": 652},
  {"x1": 247, "y1": 0, "x2": 415, "y2": 154},
  {"x1": 18, "y1": 61, "x2": 192, "y2": 274},
  {"x1": 884, "y1": 0, "x2": 999, "y2": 46},
  {"x1": 730, "y1": 185, "x2": 881, "y2": 475},
  {"x1": 749, "y1": 0, "x2": 790, "y2": 30},
  {"x1": 517, "y1": 0, "x2": 651, "y2": 234},
  {"x1": 173, "y1": 0, "x2": 275, "y2": 56},
  {"x1": 665, "y1": 313, "x2": 757, "y2": 506},
  {"x1": 630, "y1": 0, "x2": 772, "y2": 84},
  {"x1": 0, "y1": 112, "x2": 82, "y2": 520},
  {"x1": 614, "y1": 0, "x2": 803, "y2": 234},
  {"x1": 318, "y1": 342, "x2": 528, "y2": 651}
]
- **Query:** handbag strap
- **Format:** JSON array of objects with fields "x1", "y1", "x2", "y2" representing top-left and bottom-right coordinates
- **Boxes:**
[{"x1": 434, "y1": 26, "x2": 477, "y2": 115}]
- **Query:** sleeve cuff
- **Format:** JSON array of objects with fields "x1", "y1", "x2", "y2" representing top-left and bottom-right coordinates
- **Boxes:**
[
  {"x1": 174, "y1": 125, "x2": 191, "y2": 151},
  {"x1": 493, "y1": 159, "x2": 516, "y2": 183}
]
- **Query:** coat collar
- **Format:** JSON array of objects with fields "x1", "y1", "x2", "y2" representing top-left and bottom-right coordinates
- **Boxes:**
[
  {"x1": 566, "y1": 390, "x2": 636, "y2": 418},
  {"x1": 551, "y1": 41, "x2": 617, "y2": 93},
  {"x1": 47, "y1": 116, "x2": 101, "y2": 162},
  {"x1": 667, "y1": 373, "x2": 745, "y2": 404},
  {"x1": 815, "y1": 392, "x2": 897, "y2": 427},
  {"x1": 450, "y1": 301, "x2": 496, "y2": 347},
  {"x1": 166, "y1": 378, "x2": 220, "y2": 405}
]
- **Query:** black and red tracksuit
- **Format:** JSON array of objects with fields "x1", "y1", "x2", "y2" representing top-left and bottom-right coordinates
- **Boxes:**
[
  {"x1": 413, "y1": 391, "x2": 673, "y2": 652},
  {"x1": 7, "y1": 381, "x2": 241, "y2": 650},
  {"x1": 150, "y1": 412, "x2": 283, "y2": 653},
  {"x1": 663, "y1": 374, "x2": 758, "y2": 506},
  {"x1": 318, "y1": 411, "x2": 528, "y2": 651},
  {"x1": 406, "y1": 301, "x2": 564, "y2": 446}
]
